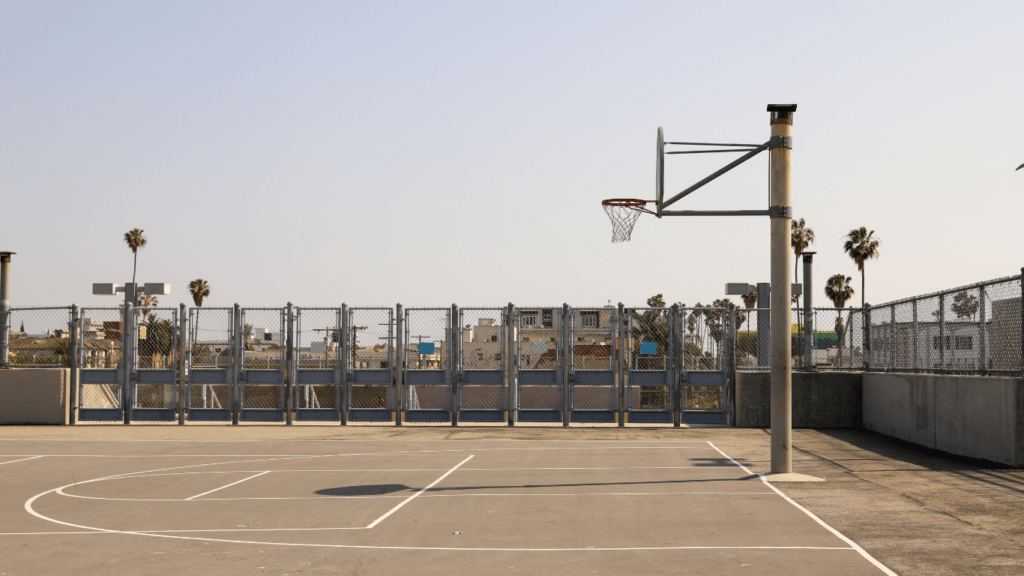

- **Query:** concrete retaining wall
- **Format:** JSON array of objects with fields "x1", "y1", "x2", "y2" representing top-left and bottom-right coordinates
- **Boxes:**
[
  {"x1": 736, "y1": 371, "x2": 862, "y2": 428},
  {"x1": 0, "y1": 369, "x2": 70, "y2": 425},
  {"x1": 862, "y1": 372, "x2": 1024, "y2": 467}
]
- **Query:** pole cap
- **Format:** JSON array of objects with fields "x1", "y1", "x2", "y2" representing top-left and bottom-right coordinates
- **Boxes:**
[{"x1": 767, "y1": 104, "x2": 797, "y2": 125}]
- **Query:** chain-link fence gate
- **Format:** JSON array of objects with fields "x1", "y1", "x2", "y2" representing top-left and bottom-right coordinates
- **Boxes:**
[
  {"x1": 295, "y1": 307, "x2": 342, "y2": 422},
  {"x1": 458, "y1": 307, "x2": 507, "y2": 423},
  {"x1": 515, "y1": 306, "x2": 564, "y2": 423},
  {"x1": 403, "y1": 307, "x2": 452, "y2": 423},
  {"x1": 238, "y1": 307, "x2": 287, "y2": 422},
  {"x1": 682, "y1": 306, "x2": 728, "y2": 424},
  {"x1": 187, "y1": 307, "x2": 234, "y2": 421},
  {"x1": 347, "y1": 307, "x2": 394, "y2": 422},
  {"x1": 626, "y1": 306, "x2": 676, "y2": 424},
  {"x1": 78, "y1": 307, "x2": 124, "y2": 422},
  {"x1": 569, "y1": 306, "x2": 617, "y2": 423},
  {"x1": 130, "y1": 307, "x2": 178, "y2": 421}
]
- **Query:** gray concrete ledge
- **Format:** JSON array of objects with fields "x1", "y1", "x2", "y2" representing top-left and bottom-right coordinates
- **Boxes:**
[
  {"x1": 0, "y1": 368, "x2": 69, "y2": 425},
  {"x1": 862, "y1": 372, "x2": 1024, "y2": 467}
]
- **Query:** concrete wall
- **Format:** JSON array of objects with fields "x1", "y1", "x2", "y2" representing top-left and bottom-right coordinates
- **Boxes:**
[
  {"x1": 862, "y1": 372, "x2": 1024, "y2": 467},
  {"x1": 736, "y1": 371, "x2": 862, "y2": 428},
  {"x1": 0, "y1": 368, "x2": 70, "y2": 425}
]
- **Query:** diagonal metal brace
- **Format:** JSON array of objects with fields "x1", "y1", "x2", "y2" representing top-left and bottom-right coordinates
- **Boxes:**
[{"x1": 661, "y1": 140, "x2": 770, "y2": 211}]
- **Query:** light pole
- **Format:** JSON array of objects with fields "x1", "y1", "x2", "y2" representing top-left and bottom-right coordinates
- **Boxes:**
[
  {"x1": 0, "y1": 252, "x2": 14, "y2": 368},
  {"x1": 92, "y1": 282, "x2": 170, "y2": 424}
]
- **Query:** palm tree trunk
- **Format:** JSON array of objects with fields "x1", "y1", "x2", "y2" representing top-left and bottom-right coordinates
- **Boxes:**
[
  {"x1": 132, "y1": 251, "x2": 138, "y2": 287},
  {"x1": 861, "y1": 268, "x2": 866, "y2": 309}
]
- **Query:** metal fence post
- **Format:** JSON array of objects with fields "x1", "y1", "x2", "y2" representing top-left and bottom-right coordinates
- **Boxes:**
[
  {"x1": 1019, "y1": 268, "x2": 1023, "y2": 379},
  {"x1": 285, "y1": 302, "x2": 294, "y2": 425},
  {"x1": 0, "y1": 252, "x2": 11, "y2": 368},
  {"x1": 979, "y1": 286, "x2": 987, "y2": 374},
  {"x1": 232, "y1": 303, "x2": 240, "y2": 425},
  {"x1": 863, "y1": 305, "x2": 871, "y2": 372},
  {"x1": 617, "y1": 303, "x2": 626, "y2": 428},
  {"x1": 122, "y1": 300, "x2": 133, "y2": 425},
  {"x1": 451, "y1": 303, "x2": 459, "y2": 427},
  {"x1": 562, "y1": 303, "x2": 570, "y2": 427},
  {"x1": 178, "y1": 303, "x2": 186, "y2": 425},
  {"x1": 912, "y1": 299, "x2": 919, "y2": 373},
  {"x1": 396, "y1": 303, "x2": 404, "y2": 426},
  {"x1": 727, "y1": 303, "x2": 737, "y2": 427},
  {"x1": 938, "y1": 294, "x2": 945, "y2": 373},
  {"x1": 340, "y1": 303, "x2": 349, "y2": 425},
  {"x1": 506, "y1": 303, "x2": 515, "y2": 426},
  {"x1": 672, "y1": 303, "x2": 681, "y2": 428},
  {"x1": 69, "y1": 304, "x2": 79, "y2": 425},
  {"x1": 890, "y1": 305, "x2": 896, "y2": 371},
  {"x1": 802, "y1": 253, "x2": 814, "y2": 368}
]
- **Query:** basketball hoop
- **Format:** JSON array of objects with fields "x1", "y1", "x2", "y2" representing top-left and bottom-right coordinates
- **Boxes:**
[{"x1": 601, "y1": 199, "x2": 654, "y2": 243}]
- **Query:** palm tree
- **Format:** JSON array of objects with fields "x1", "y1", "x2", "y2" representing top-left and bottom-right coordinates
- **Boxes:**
[
  {"x1": 824, "y1": 274, "x2": 855, "y2": 366},
  {"x1": 791, "y1": 218, "x2": 815, "y2": 284},
  {"x1": 843, "y1": 227, "x2": 880, "y2": 309},
  {"x1": 123, "y1": 228, "x2": 147, "y2": 288},
  {"x1": 188, "y1": 279, "x2": 210, "y2": 360},
  {"x1": 188, "y1": 279, "x2": 210, "y2": 308}
]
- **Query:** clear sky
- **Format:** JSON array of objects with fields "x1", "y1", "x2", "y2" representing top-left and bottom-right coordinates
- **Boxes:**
[{"x1": 2, "y1": 1, "x2": 1022, "y2": 310}]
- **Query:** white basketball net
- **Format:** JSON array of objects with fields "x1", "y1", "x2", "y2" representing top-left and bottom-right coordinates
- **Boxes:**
[{"x1": 602, "y1": 200, "x2": 646, "y2": 243}]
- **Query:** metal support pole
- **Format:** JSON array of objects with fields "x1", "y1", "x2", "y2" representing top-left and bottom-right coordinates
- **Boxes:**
[
  {"x1": 178, "y1": 303, "x2": 187, "y2": 425},
  {"x1": 451, "y1": 303, "x2": 459, "y2": 427},
  {"x1": 69, "y1": 304, "x2": 79, "y2": 425},
  {"x1": 562, "y1": 303, "x2": 570, "y2": 427},
  {"x1": 286, "y1": 302, "x2": 294, "y2": 425},
  {"x1": 768, "y1": 106, "x2": 795, "y2": 474},
  {"x1": 340, "y1": 303, "x2": 349, "y2": 425},
  {"x1": 232, "y1": 303, "x2": 240, "y2": 425},
  {"x1": 672, "y1": 303, "x2": 681, "y2": 428},
  {"x1": 0, "y1": 252, "x2": 12, "y2": 368},
  {"x1": 912, "y1": 300, "x2": 919, "y2": 372},
  {"x1": 396, "y1": 303, "x2": 404, "y2": 426},
  {"x1": 617, "y1": 302, "x2": 625, "y2": 428},
  {"x1": 802, "y1": 253, "x2": 814, "y2": 368},
  {"x1": 506, "y1": 303, "x2": 515, "y2": 426},
  {"x1": 1019, "y1": 267, "x2": 1023, "y2": 379}
]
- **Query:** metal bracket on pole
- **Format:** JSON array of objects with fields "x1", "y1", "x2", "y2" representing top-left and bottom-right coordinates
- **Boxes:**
[
  {"x1": 769, "y1": 135, "x2": 793, "y2": 149},
  {"x1": 768, "y1": 205, "x2": 792, "y2": 219}
]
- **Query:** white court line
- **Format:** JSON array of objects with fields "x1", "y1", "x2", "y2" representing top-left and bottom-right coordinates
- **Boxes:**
[
  {"x1": 56, "y1": 491, "x2": 776, "y2": 503},
  {"x1": 0, "y1": 446, "x2": 717, "y2": 459},
  {"x1": 705, "y1": 442, "x2": 898, "y2": 576},
  {"x1": 184, "y1": 472, "x2": 269, "y2": 501},
  {"x1": 365, "y1": 455, "x2": 473, "y2": 529},
  {"x1": 106, "y1": 465, "x2": 739, "y2": 478},
  {"x1": 0, "y1": 455, "x2": 43, "y2": 466}
]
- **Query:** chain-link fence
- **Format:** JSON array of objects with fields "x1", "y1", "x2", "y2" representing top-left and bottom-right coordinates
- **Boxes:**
[
  {"x1": 77, "y1": 307, "x2": 123, "y2": 411},
  {"x1": 865, "y1": 275, "x2": 1021, "y2": 375},
  {"x1": 732, "y1": 307, "x2": 867, "y2": 372},
  {"x1": 295, "y1": 307, "x2": 341, "y2": 411},
  {"x1": 5, "y1": 306, "x2": 73, "y2": 367}
]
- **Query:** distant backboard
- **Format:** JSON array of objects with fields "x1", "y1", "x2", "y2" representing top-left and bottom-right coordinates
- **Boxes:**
[
  {"x1": 418, "y1": 342, "x2": 435, "y2": 355},
  {"x1": 656, "y1": 127, "x2": 665, "y2": 218}
]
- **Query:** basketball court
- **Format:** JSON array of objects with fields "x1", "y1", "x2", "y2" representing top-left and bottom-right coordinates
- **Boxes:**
[{"x1": 0, "y1": 430, "x2": 896, "y2": 575}]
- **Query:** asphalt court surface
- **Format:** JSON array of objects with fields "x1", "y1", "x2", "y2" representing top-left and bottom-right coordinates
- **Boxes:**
[{"x1": 0, "y1": 435, "x2": 896, "y2": 575}]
